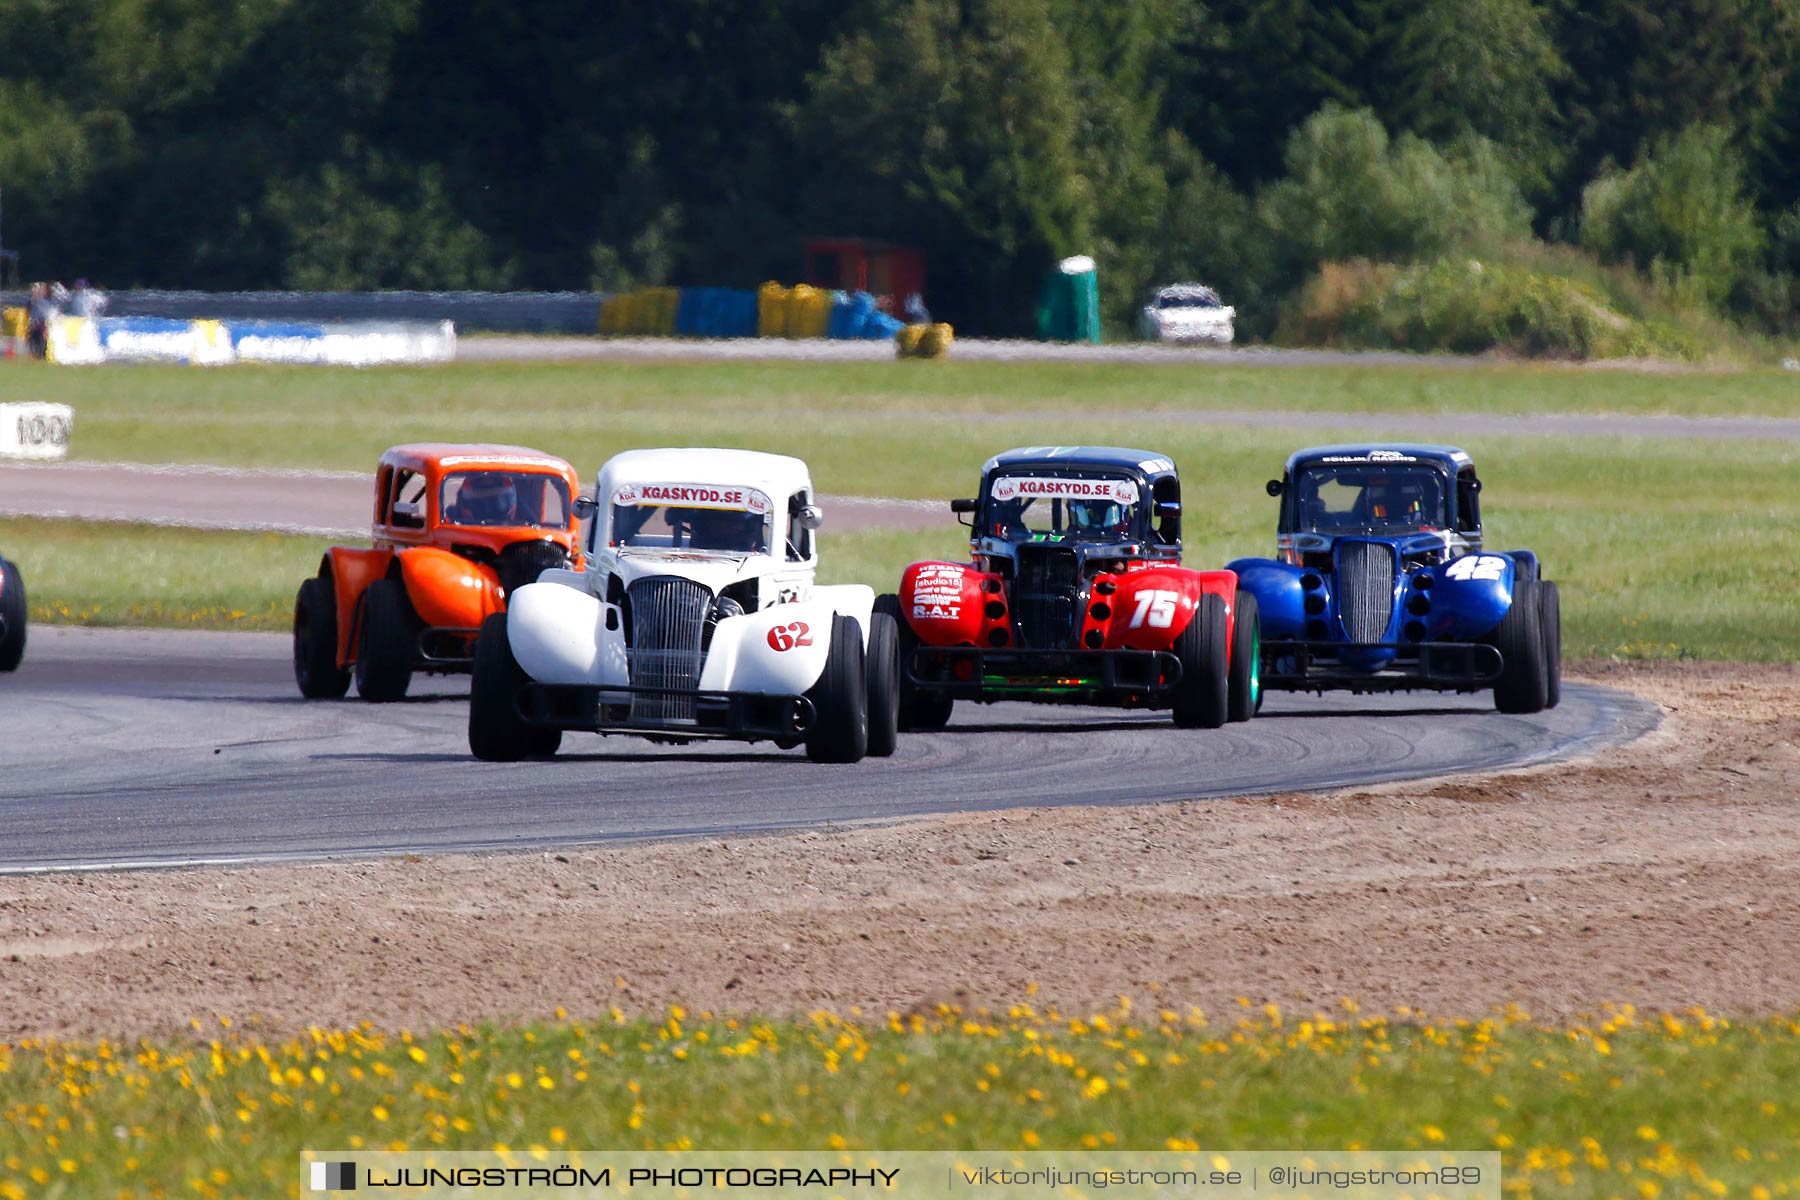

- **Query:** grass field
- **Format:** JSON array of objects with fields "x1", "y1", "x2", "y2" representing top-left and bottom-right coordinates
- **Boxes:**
[
  {"x1": 2, "y1": 1003, "x2": 1795, "y2": 1198},
  {"x1": 16, "y1": 360, "x2": 1800, "y2": 479}
]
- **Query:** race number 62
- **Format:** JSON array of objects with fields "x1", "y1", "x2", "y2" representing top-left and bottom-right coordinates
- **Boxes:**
[{"x1": 766, "y1": 621, "x2": 813, "y2": 652}]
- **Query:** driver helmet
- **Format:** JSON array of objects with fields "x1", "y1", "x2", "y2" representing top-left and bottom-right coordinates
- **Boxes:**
[
  {"x1": 1068, "y1": 498, "x2": 1129, "y2": 535},
  {"x1": 453, "y1": 472, "x2": 518, "y2": 524},
  {"x1": 1367, "y1": 475, "x2": 1426, "y2": 521}
]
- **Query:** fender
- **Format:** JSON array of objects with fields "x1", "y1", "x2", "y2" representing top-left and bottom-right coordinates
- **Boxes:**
[
  {"x1": 699, "y1": 598, "x2": 846, "y2": 695},
  {"x1": 1501, "y1": 549, "x2": 1540, "y2": 582},
  {"x1": 1229, "y1": 556, "x2": 1307, "y2": 640},
  {"x1": 325, "y1": 546, "x2": 393, "y2": 665},
  {"x1": 1424, "y1": 552, "x2": 1516, "y2": 641},
  {"x1": 1085, "y1": 566, "x2": 1204, "y2": 651},
  {"x1": 506, "y1": 578, "x2": 628, "y2": 687},
  {"x1": 900, "y1": 561, "x2": 1007, "y2": 648},
  {"x1": 396, "y1": 546, "x2": 504, "y2": 631},
  {"x1": 809, "y1": 583, "x2": 876, "y2": 648}
]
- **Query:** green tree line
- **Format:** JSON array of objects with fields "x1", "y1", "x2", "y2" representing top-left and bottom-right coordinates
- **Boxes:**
[{"x1": 1, "y1": 0, "x2": 1796, "y2": 341}]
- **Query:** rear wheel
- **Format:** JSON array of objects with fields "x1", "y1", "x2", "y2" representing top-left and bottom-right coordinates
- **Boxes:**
[
  {"x1": 805, "y1": 614, "x2": 869, "y2": 763},
  {"x1": 874, "y1": 592, "x2": 953, "y2": 731},
  {"x1": 1539, "y1": 579, "x2": 1563, "y2": 710},
  {"x1": 1491, "y1": 577, "x2": 1547, "y2": 714},
  {"x1": 1227, "y1": 590, "x2": 1261, "y2": 723},
  {"x1": 293, "y1": 575, "x2": 351, "y2": 698},
  {"x1": 354, "y1": 578, "x2": 418, "y2": 702},
  {"x1": 1172, "y1": 593, "x2": 1229, "y2": 729},
  {"x1": 0, "y1": 558, "x2": 27, "y2": 672},
  {"x1": 865, "y1": 610, "x2": 901, "y2": 757},
  {"x1": 469, "y1": 612, "x2": 561, "y2": 761}
]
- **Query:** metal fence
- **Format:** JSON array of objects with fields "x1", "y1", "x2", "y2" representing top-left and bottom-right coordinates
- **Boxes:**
[{"x1": 0, "y1": 289, "x2": 603, "y2": 334}]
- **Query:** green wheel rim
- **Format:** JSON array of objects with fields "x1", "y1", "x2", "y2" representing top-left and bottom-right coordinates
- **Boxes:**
[{"x1": 1249, "y1": 621, "x2": 1261, "y2": 708}]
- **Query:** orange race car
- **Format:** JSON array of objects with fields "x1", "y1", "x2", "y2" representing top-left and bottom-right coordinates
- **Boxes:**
[{"x1": 293, "y1": 443, "x2": 583, "y2": 701}]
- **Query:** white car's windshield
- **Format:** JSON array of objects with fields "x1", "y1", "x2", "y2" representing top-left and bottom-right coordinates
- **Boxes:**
[
  {"x1": 611, "y1": 504, "x2": 771, "y2": 554},
  {"x1": 1295, "y1": 465, "x2": 1449, "y2": 534}
]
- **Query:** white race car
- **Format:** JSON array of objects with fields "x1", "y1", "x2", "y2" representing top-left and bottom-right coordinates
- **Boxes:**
[
  {"x1": 468, "y1": 447, "x2": 899, "y2": 762},
  {"x1": 1137, "y1": 283, "x2": 1235, "y2": 345}
]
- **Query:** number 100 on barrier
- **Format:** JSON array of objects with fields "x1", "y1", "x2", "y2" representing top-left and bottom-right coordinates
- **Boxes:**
[{"x1": 0, "y1": 403, "x2": 74, "y2": 461}]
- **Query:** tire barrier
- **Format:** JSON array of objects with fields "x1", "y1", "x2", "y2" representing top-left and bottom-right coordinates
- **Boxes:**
[
  {"x1": 604, "y1": 284, "x2": 907, "y2": 343},
  {"x1": 895, "y1": 322, "x2": 955, "y2": 359}
]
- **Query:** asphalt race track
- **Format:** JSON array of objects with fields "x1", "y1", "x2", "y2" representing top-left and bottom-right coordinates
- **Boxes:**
[{"x1": 0, "y1": 626, "x2": 1660, "y2": 873}]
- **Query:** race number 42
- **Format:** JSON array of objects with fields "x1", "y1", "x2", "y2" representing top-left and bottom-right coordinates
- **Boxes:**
[
  {"x1": 1128, "y1": 589, "x2": 1180, "y2": 629},
  {"x1": 1444, "y1": 555, "x2": 1507, "y2": 582}
]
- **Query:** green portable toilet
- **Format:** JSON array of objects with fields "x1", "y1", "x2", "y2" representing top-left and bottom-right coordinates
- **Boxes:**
[{"x1": 1035, "y1": 255, "x2": 1101, "y2": 343}]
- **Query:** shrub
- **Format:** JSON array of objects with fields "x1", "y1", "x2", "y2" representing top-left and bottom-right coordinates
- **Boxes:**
[
  {"x1": 1579, "y1": 124, "x2": 1766, "y2": 310},
  {"x1": 1257, "y1": 104, "x2": 1532, "y2": 274},
  {"x1": 1279, "y1": 257, "x2": 1711, "y2": 360}
]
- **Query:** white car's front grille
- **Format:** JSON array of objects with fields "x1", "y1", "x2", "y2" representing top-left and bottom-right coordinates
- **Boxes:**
[{"x1": 626, "y1": 576, "x2": 710, "y2": 723}]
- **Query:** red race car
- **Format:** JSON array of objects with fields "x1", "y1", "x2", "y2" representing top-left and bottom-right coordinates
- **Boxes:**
[{"x1": 880, "y1": 446, "x2": 1259, "y2": 729}]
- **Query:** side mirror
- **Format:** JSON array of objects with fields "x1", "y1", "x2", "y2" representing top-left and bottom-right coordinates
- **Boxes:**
[
  {"x1": 949, "y1": 498, "x2": 978, "y2": 514},
  {"x1": 1265, "y1": 479, "x2": 1284, "y2": 497},
  {"x1": 572, "y1": 495, "x2": 598, "y2": 520},
  {"x1": 797, "y1": 504, "x2": 824, "y2": 530}
]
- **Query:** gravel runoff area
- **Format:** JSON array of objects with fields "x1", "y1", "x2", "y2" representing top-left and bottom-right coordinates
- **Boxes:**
[{"x1": 0, "y1": 659, "x2": 1793, "y2": 1040}]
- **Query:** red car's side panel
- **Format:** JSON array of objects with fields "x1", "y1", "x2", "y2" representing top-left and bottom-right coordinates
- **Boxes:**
[
  {"x1": 326, "y1": 547, "x2": 392, "y2": 666},
  {"x1": 900, "y1": 561, "x2": 1011, "y2": 647},
  {"x1": 397, "y1": 546, "x2": 504, "y2": 631}
]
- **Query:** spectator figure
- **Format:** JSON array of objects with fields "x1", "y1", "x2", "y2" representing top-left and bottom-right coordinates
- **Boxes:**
[
  {"x1": 25, "y1": 283, "x2": 55, "y2": 359},
  {"x1": 69, "y1": 278, "x2": 108, "y2": 319},
  {"x1": 902, "y1": 291, "x2": 931, "y2": 325}
]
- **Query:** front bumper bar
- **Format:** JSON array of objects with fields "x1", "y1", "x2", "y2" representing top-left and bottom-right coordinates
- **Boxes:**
[
  {"x1": 416, "y1": 626, "x2": 479, "y2": 670},
  {"x1": 1260, "y1": 639, "x2": 1504, "y2": 692},
  {"x1": 909, "y1": 647, "x2": 1182, "y2": 702},
  {"x1": 517, "y1": 682, "x2": 815, "y2": 741}
]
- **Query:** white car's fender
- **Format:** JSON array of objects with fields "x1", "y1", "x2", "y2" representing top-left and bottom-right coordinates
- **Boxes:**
[
  {"x1": 698, "y1": 588, "x2": 871, "y2": 695},
  {"x1": 505, "y1": 579, "x2": 628, "y2": 687},
  {"x1": 811, "y1": 584, "x2": 875, "y2": 645}
]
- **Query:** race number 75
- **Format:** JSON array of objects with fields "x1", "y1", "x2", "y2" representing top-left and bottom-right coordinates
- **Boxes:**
[{"x1": 1128, "y1": 589, "x2": 1180, "y2": 629}]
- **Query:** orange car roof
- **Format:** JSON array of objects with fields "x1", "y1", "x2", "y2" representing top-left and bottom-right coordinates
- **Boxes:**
[{"x1": 378, "y1": 443, "x2": 578, "y2": 478}]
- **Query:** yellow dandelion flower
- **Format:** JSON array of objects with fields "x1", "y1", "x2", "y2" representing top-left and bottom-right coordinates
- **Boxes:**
[{"x1": 1422, "y1": 1125, "x2": 1446, "y2": 1143}]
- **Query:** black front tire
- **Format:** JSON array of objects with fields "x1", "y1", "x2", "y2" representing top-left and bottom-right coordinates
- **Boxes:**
[
  {"x1": 1539, "y1": 579, "x2": 1562, "y2": 710},
  {"x1": 469, "y1": 612, "x2": 561, "y2": 761},
  {"x1": 1227, "y1": 589, "x2": 1260, "y2": 723},
  {"x1": 1172, "y1": 593, "x2": 1230, "y2": 729},
  {"x1": 865, "y1": 610, "x2": 901, "y2": 758},
  {"x1": 0, "y1": 558, "x2": 27, "y2": 672},
  {"x1": 293, "y1": 575, "x2": 351, "y2": 698},
  {"x1": 1492, "y1": 577, "x2": 1548, "y2": 714},
  {"x1": 805, "y1": 614, "x2": 869, "y2": 763},
  {"x1": 354, "y1": 578, "x2": 418, "y2": 702},
  {"x1": 874, "y1": 592, "x2": 953, "y2": 731}
]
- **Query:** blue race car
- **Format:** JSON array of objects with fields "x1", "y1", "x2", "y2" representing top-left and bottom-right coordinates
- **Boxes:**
[{"x1": 1228, "y1": 445, "x2": 1560, "y2": 713}]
